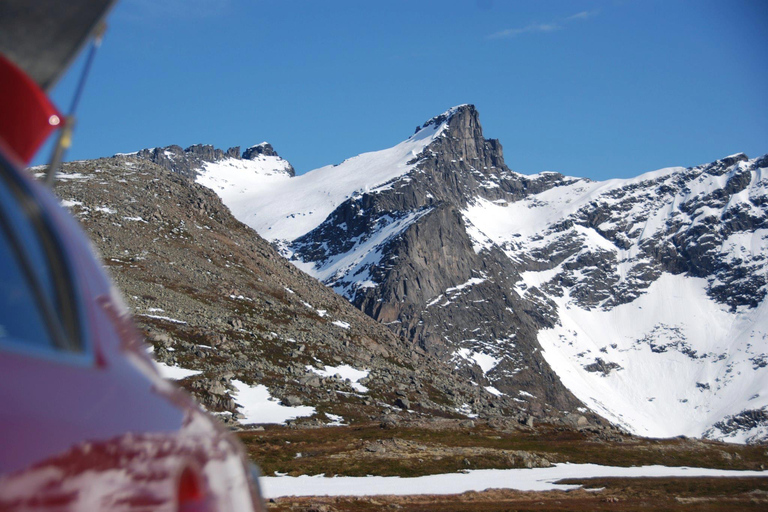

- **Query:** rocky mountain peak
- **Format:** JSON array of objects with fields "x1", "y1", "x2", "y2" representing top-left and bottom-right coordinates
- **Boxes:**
[
  {"x1": 416, "y1": 104, "x2": 475, "y2": 133},
  {"x1": 421, "y1": 107, "x2": 506, "y2": 179},
  {"x1": 124, "y1": 141, "x2": 294, "y2": 178},
  {"x1": 243, "y1": 142, "x2": 278, "y2": 160}
]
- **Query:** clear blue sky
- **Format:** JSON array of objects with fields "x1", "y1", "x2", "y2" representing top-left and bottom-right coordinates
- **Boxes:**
[{"x1": 38, "y1": 0, "x2": 767, "y2": 180}]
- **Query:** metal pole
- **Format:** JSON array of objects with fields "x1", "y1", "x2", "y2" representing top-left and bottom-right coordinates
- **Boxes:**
[{"x1": 45, "y1": 23, "x2": 106, "y2": 187}]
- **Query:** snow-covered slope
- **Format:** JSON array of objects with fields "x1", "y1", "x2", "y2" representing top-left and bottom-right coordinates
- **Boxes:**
[
  {"x1": 536, "y1": 273, "x2": 768, "y2": 441},
  {"x1": 196, "y1": 107, "x2": 458, "y2": 242},
  {"x1": 464, "y1": 153, "x2": 768, "y2": 442}
]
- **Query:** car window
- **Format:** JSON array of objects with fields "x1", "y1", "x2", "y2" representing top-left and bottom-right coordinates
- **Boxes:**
[
  {"x1": 0, "y1": 219, "x2": 56, "y2": 349},
  {"x1": 0, "y1": 157, "x2": 82, "y2": 354},
  {"x1": 0, "y1": 176, "x2": 57, "y2": 310}
]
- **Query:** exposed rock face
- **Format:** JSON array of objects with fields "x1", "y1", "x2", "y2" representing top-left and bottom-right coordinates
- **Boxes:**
[
  {"x1": 129, "y1": 141, "x2": 295, "y2": 178},
  {"x1": 286, "y1": 106, "x2": 584, "y2": 416},
  {"x1": 242, "y1": 142, "x2": 296, "y2": 176},
  {"x1": 244, "y1": 142, "x2": 276, "y2": 159},
  {"x1": 705, "y1": 409, "x2": 768, "y2": 444}
]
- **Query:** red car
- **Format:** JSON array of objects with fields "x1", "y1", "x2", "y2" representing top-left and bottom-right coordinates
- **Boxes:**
[{"x1": 0, "y1": 2, "x2": 265, "y2": 510}]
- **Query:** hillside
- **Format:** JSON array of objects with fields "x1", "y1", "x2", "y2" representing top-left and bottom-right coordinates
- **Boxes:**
[
  {"x1": 181, "y1": 105, "x2": 768, "y2": 443},
  {"x1": 49, "y1": 152, "x2": 597, "y2": 433}
]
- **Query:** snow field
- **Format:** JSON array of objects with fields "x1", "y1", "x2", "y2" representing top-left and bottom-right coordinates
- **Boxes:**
[
  {"x1": 463, "y1": 156, "x2": 768, "y2": 441},
  {"x1": 260, "y1": 463, "x2": 768, "y2": 498}
]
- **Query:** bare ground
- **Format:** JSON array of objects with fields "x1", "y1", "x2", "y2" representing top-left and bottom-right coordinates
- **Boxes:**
[{"x1": 240, "y1": 420, "x2": 768, "y2": 510}]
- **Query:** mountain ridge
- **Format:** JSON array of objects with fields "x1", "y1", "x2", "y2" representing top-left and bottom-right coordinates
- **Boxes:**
[
  {"x1": 122, "y1": 104, "x2": 768, "y2": 442},
  {"x1": 54, "y1": 145, "x2": 599, "y2": 435}
]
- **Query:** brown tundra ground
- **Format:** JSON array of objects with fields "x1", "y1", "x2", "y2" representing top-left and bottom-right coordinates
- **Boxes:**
[{"x1": 237, "y1": 419, "x2": 768, "y2": 511}]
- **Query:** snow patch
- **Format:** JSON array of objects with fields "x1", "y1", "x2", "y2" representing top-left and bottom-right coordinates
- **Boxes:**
[
  {"x1": 153, "y1": 361, "x2": 201, "y2": 380},
  {"x1": 455, "y1": 348, "x2": 500, "y2": 375},
  {"x1": 138, "y1": 314, "x2": 187, "y2": 325},
  {"x1": 231, "y1": 380, "x2": 316, "y2": 425},
  {"x1": 306, "y1": 364, "x2": 369, "y2": 393},
  {"x1": 260, "y1": 464, "x2": 768, "y2": 498}
]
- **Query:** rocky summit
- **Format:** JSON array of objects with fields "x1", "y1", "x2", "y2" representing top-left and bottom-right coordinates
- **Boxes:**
[{"x1": 49, "y1": 104, "x2": 767, "y2": 444}]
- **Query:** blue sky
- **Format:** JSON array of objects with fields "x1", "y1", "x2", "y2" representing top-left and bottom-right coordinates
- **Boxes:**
[{"x1": 38, "y1": 0, "x2": 768, "y2": 180}]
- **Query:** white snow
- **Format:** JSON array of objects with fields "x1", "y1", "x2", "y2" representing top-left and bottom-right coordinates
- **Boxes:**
[
  {"x1": 462, "y1": 164, "x2": 686, "y2": 248},
  {"x1": 332, "y1": 320, "x2": 351, "y2": 329},
  {"x1": 535, "y1": 272, "x2": 768, "y2": 439},
  {"x1": 231, "y1": 380, "x2": 316, "y2": 425},
  {"x1": 55, "y1": 172, "x2": 91, "y2": 181},
  {"x1": 426, "y1": 294, "x2": 444, "y2": 308},
  {"x1": 460, "y1": 156, "x2": 768, "y2": 442},
  {"x1": 445, "y1": 277, "x2": 486, "y2": 294},
  {"x1": 196, "y1": 109, "x2": 455, "y2": 242},
  {"x1": 455, "y1": 348, "x2": 500, "y2": 375},
  {"x1": 456, "y1": 403, "x2": 478, "y2": 418},
  {"x1": 325, "y1": 413, "x2": 346, "y2": 426},
  {"x1": 260, "y1": 464, "x2": 768, "y2": 498},
  {"x1": 306, "y1": 364, "x2": 370, "y2": 393},
  {"x1": 153, "y1": 361, "x2": 201, "y2": 380},
  {"x1": 138, "y1": 314, "x2": 188, "y2": 325},
  {"x1": 484, "y1": 386, "x2": 504, "y2": 396}
]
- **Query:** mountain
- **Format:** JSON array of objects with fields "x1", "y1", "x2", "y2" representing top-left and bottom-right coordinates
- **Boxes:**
[
  {"x1": 49, "y1": 148, "x2": 606, "y2": 434},
  {"x1": 178, "y1": 105, "x2": 768, "y2": 444}
]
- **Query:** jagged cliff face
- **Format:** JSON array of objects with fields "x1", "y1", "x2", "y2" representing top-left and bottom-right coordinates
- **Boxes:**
[
  {"x1": 280, "y1": 106, "x2": 581, "y2": 415},
  {"x1": 128, "y1": 105, "x2": 768, "y2": 443}
]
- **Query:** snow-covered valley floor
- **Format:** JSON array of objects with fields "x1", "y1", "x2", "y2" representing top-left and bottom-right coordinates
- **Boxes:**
[{"x1": 260, "y1": 463, "x2": 768, "y2": 498}]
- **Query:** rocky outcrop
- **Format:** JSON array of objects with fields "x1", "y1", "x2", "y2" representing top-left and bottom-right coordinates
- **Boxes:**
[
  {"x1": 244, "y1": 142, "x2": 275, "y2": 159},
  {"x1": 705, "y1": 408, "x2": 768, "y2": 444},
  {"x1": 127, "y1": 141, "x2": 294, "y2": 178}
]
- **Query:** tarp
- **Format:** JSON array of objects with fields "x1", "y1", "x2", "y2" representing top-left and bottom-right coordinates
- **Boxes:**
[{"x1": 0, "y1": 0, "x2": 116, "y2": 91}]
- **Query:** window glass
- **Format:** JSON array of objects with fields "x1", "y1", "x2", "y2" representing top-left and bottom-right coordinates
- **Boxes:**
[
  {"x1": 0, "y1": 219, "x2": 55, "y2": 349},
  {"x1": 0, "y1": 158, "x2": 82, "y2": 354},
  {"x1": 0, "y1": 175, "x2": 56, "y2": 312}
]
